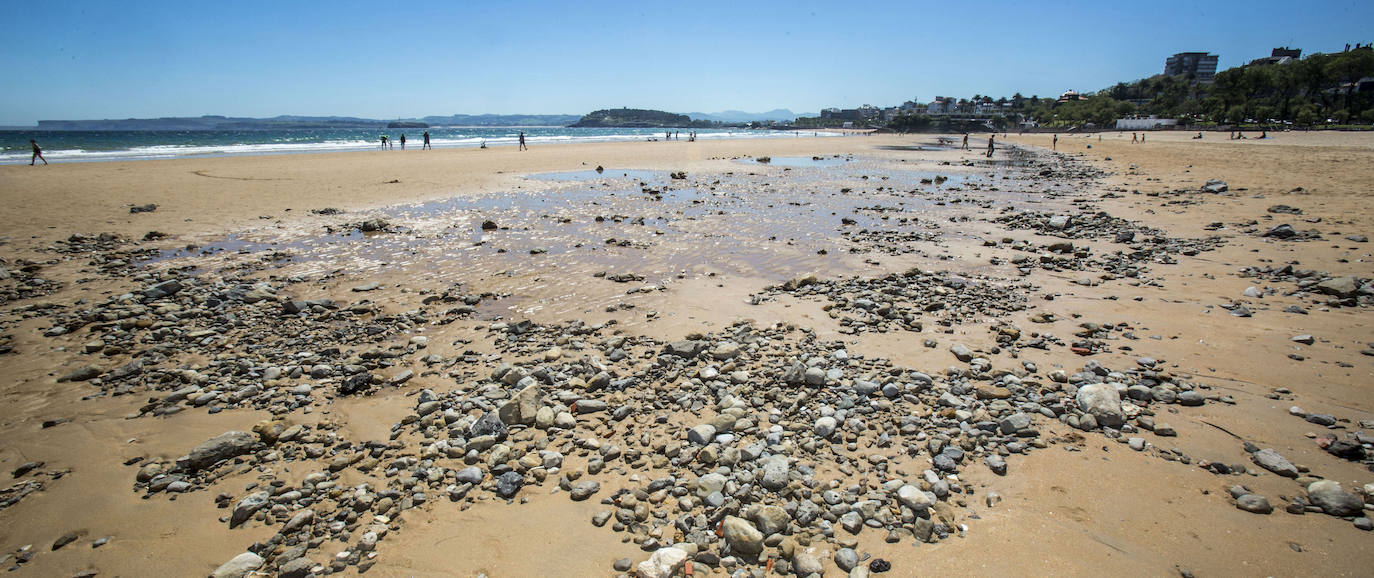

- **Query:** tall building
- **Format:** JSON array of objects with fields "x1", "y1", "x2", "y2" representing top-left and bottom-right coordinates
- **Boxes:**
[{"x1": 1164, "y1": 52, "x2": 1219, "y2": 83}]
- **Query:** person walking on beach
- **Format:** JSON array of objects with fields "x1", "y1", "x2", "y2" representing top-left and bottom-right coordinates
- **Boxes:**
[
  {"x1": 400, "y1": 133, "x2": 406, "y2": 150},
  {"x1": 1131, "y1": 132, "x2": 1138, "y2": 144},
  {"x1": 985, "y1": 134, "x2": 995, "y2": 158},
  {"x1": 518, "y1": 131, "x2": 528, "y2": 151},
  {"x1": 1052, "y1": 134, "x2": 1058, "y2": 151},
  {"x1": 29, "y1": 139, "x2": 47, "y2": 165},
  {"x1": 422, "y1": 131, "x2": 431, "y2": 150},
  {"x1": 961, "y1": 133, "x2": 969, "y2": 150},
  {"x1": 1140, "y1": 133, "x2": 1145, "y2": 143}
]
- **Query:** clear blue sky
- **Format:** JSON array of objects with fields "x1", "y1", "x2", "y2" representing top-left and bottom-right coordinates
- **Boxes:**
[{"x1": 3, "y1": 0, "x2": 1371, "y2": 125}]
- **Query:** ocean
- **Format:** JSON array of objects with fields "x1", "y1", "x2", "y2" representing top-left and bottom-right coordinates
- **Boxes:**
[{"x1": 0, "y1": 127, "x2": 826, "y2": 165}]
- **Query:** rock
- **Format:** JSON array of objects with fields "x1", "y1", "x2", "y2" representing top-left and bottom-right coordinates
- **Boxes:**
[
  {"x1": 570, "y1": 480, "x2": 601, "y2": 501},
  {"x1": 211, "y1": 552, "x2": 264, "y2": 578},
  {"x1": 185, "y1": 431, "x2": 258, "y2": 471},
  {"x1": 1262, "y1": 224, "x2": 1296, "y2": 239},
  {"x1": 985, "y1": 454, "x2": 1008, "y2": 475},
  {"x1": 687, "y1": 424, "x2": 717, "y2": 445},
  {"x1": 1325, "y1": 440, "x2": 1366, "y2": 461},
  {"x1": 1076, "y1": 383, "x2": 1124, "y2": 427},
  {"x1": 230, "y1": 491, "x2": 271, "y2": 527},
  {"x1": 1307, "y1": 480, "x2": 1364, "y2": 516},
  {"x1": 835, "y1": 548, "x2": 859, "y2": 572},
  {"x1": 498, "y1": 383, "x2": 541, "y2": 426},
  {"x1": 1315, "y1": 276, "x2": 1360, "y2": 298},
  {"x1": 814, "y1": 416, "x2": 838, "y2": 438},
  {"x1": 278, "y1": 558, "x2": 316, "y2": 578},
  {"x1": 495, "y1": 471, "x2": 524, "y2": 498},
  {"x1": 752, "y1": 505, "x2": 790, "y2": 536},
  {"x1": 1235, "y1": 494, "x2": 1273, "y2": 514},
  {"x1": 998, "y1": 412, "x2": 1031, "y2": 434},
  {"x1": 664, "y1": 340, "x2": 708, "y2": 359},
  {"x1": 1047, "y1": 215, "x2": 1071, "y2": 230},
  {"x1": 1291, "y1": 334, "x2": 1315, "y2": 345},
  {"x1": 469, "y1": 412, "x2": 508, "y2": 441},
  {"x1": 142, "y1": 280, "x2": 184, "y2": 300},
  {"x1": 722, "y1": 515, "x2": 764, "y2": 556},
  {"x1": 760, "y1": 455, "x2": 790, "y2": 490},
  {"x1": 949, "y1": 343, "x2": 975, "y2": 362},
  {"x1": 57, "y1": 365, "x2": 103, "y2": 382},
  {"x1": 896, "y1": 485, "x2": 933, "y2": 514},
  {"x1": 1355, "y1": 518, "x2": 1373, "y2": 531},
  {"x1": 636, "y1": 547, "x2": 687, "y2": 578},
  {"x1": 455, "y1": 466, "x2": 483, "y2": 485},
  {"x1": 1251, "y1": 449, "x2": 1299, "y2": 478},
  {"x1": 793, "y1": 552, "x2": 824, "y2": 576},
  {"x1": 51, "y1": 531, "x2": 79, "y2": 550},
  {"x1": 1201, "y1": 180, "x2": 1228, "y2": 193}
]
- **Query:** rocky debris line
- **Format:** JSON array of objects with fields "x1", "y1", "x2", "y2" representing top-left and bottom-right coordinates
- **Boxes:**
[
  {"x1": 33, "y1": 271, "x2": 479, "y2": 417},
  {"x1": 50, "y1": 232, "x2": 162, "y2": 275},
  {"x1": 0, "y1": 258, "x2": 64, "y2": 305},
  {"x1": 758, "y1": 269, "x2": 1030, "y2": 335},
  {"x1": 840, "y1": 218, "x2": 944, "y2": 256},
  {"x1": 989, "y1": 210, "x2": 1225, "y2": 282},
  {"x1": 1236, "y1": 264, "x2": 1373, "y2": 308},
  {"x1": 1230, "y1": 443, "x2": 1374, "y2": 529},
  {"x1": 125, "y1": 313, "x2": 1224, "y2": 577},
  {"x1": 1289, "y1": 406, "x2": 1373, "y2": 466},
  {"x1": 133, "y1": 421, "x2": 408, "y2": 575}
]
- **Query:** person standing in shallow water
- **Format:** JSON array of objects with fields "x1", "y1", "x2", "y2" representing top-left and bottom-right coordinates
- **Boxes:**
[
  {"x1": 518, "y1": 131, "x2": 527, "y2": 151},
  {"x1": 29, "y1": 140, "x2": 47, "y2": 165},
  {"x1": 422, "y1": 131, "x2": 431, "y2": 150},
  {"x1": 400, "y1": 133, "x2": 406, "y2": 150}
]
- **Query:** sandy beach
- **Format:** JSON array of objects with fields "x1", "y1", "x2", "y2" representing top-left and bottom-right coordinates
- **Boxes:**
[{"x1": 0, "y1": 131, "x2": 1372, "y2": 577}]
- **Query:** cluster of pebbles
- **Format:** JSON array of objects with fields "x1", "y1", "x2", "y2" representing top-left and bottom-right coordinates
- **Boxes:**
[
  {"x1": 990, "y1": 210, "x2": 1227, "y2": 282},
  {"x1": 1236, "y1": 264, "x2": 1374, "y2": 309}
]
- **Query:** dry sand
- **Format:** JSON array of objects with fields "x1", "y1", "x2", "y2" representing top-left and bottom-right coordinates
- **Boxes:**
[{"x1": 0, "y1": 131, "x2": 1371, "y2": 577}]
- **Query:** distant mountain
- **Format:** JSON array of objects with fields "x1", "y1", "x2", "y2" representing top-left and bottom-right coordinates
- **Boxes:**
[
  {"x1": 685, "y1": 109, "x2": 807, "y2": 123},
  {"x1": 570, "y1": 108, "x2": 716, "y2": 128}
]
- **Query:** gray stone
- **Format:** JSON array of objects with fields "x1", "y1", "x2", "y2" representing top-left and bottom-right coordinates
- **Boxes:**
[
  {"x1": 1307, "y1": 480, "x2": 1364, "y2": 516},
  {"x1": 277, "y1": 558, "x2": 316, "y2": 578},
  {"x1": 760, "y1": 455, "x2": 790, "y2": 490},
  {"x1": 1252, "y1": 449, "x2": 1299, "y2": 478},
  {"x1": 495, "y1": 471, "x2": 524, "y2": 498},
  {"x1": 230, "y1": 491, "x2": 271, "y2": 527},
  {"x1": 834, "y1": 548, "x2": 859, "y2": 572},
  {"x1": 1235, "y1": 494, "x2": 1273, "y2": 514},
  {"x1": 687, "y1": 424, "x2": 717, "y2": 445},
  {"x1": 1316, "y1": 276, "x2": 1360, "y2": 298},
  {"x1": 570, "y1": 480, "x2": 601, "y2": 501},
  {"x1": 793, "y1": 552, "x2": 824, "y2": 576},
  {"x1": 985, "y1": 454, "x2": 1007, "y2": 475},
  {"x1": 185, "y1": 431, "x2": 258, "y2": 471},
  {"x1": 455, "y1": 466, "x2": 483, "y2": 485},
  {"x1": 814, "y1": 416, "x2": 838, "y2": 438},
  {"x1": 211, "y1": 552, "x2": 264, "y2": 578},
  {"x1": 949, "y1": 343, "x2": 975, "y2": 362},
  {"x1": 998, "y1": 412, "x2": 1032, "y2": 434},
  {"x1": 1076, "y1": 383, "x2": 1124, "y2": 427}
]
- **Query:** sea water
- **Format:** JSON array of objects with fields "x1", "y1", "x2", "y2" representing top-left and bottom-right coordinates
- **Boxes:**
[{"x1": 0, "y1": 127, "x2": 833, "y2": 165}]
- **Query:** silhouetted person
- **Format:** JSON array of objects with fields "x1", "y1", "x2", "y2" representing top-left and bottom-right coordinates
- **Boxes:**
[
  {"x1": 381, "y1": 135, "x2": 388, "y2": 149},
  {"x1": 518, "y1": 131, "x2": 528, "y2": 151},
  {"x1": 1052, "y1": 134, "x2": 1058, "y2": 150},
  {"x1": 1131, "y1": 132, "x2": 1138, "y2": 144},
  {"x1": 962, "y1": 134, "x2": 969, "y2": 150},
  {"x1": 1140, "y1": 133, "x2": 1145, "y2": 143},
  {"x1": 422, "y1": 131, "x2": 431, "y2": 149},
  {"x1": 29, "y1": 139, "x2": 47, "y2": 165},
  {"x1": 985, "y1": 135, "x2": 995, "y2": 158},
  {"x1": 400, "y1": 133, "x2": 406, "y2": 150}
]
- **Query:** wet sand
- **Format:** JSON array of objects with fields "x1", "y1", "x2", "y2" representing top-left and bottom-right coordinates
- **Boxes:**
[{"x1": 0, "y1": 132, "x2": 1371, "y2": 577}]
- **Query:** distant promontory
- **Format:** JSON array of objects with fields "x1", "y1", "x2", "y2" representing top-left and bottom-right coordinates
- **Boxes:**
[{"x1": 570, "y1": 108, "x2": 716, "y2": 128}]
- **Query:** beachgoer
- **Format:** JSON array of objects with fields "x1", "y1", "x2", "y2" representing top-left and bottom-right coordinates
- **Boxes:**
[
  {"x1": 1140, "y1": 133, "x2": 1145, "y2": 143},
  {"x1": 518, "y1": 131, "x2": 527, "y2": 151},
  {"x1": 675, "y1": 131, "x2": 679, "y2": 140},
  {"x1": 665, "y1": 131, "x2": 670, "y2": 141},
  {"x1": 29, "y1": 140, "x2": 48, "y2": 165},
  {"x1": 1131, "y1": 132, "x2": 1138, "y2": 144},
  {"x1": 381, "y1": 135, "x2": 388, "y2": 149},
  {"x1": 1195, "y1": 132, "x2": 1203, "y2": 139},
  {"x1": 961, "y1": 134, "x2": 969, "y2": 150},
  {"x1": 985, "y1": 135, "x2": 995, "y2": 158},
  {"x1": 400, "y1": 134, "x2": 406, "y2": 150},
  {"x1": 1052, "y1": 134, "x2": 1058, "y2": 150},
  {"x1": 422, "y1": 131, "x2": 431, "y2": 150}
]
